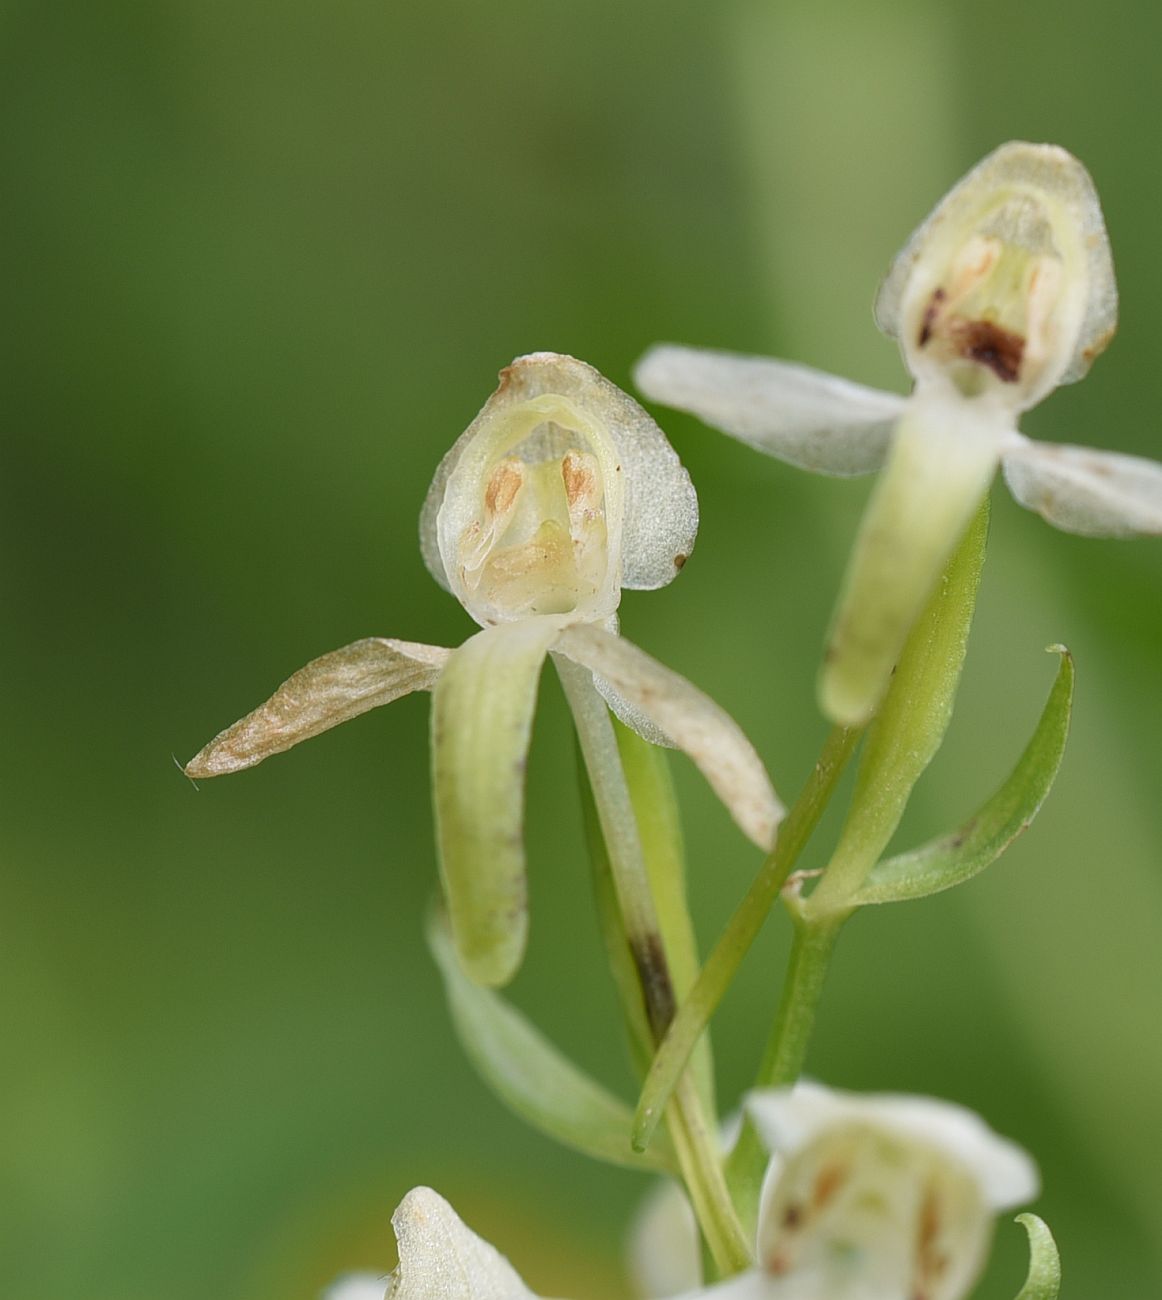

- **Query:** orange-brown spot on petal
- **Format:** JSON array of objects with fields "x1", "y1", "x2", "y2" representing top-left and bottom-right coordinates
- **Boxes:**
[
  {"x1": 673, "y1": 553, "x2": 687, "y2": 570},
  {"x1": 485, "y1": 460, "x2": 524, "y2": 517},
  {"x1": 912, "y1": 1185, "x2": 949, "y2": 1296},
  {"x1": 561, "y1": 451, "x2": 597, "y2": 508},
  {"x1": 812, "y1": 1161, "x2": 848, "y2": 1210},
  {"x1": 764, "y1": 1251, "x2": 791, "y2": 1276},
  {"x1": 918, "y1": 1189, "x2": 941, "y2": 1251}
]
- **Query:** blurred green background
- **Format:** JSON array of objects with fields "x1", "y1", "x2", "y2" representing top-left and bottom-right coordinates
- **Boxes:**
[{"x1": 4, "y1": 1, "x2": 1161, "y2": 1296}]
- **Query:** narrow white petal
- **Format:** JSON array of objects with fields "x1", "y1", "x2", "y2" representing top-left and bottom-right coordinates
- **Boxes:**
[
  {"x1": 747, "y1": 1083, "x2": 1039, "y2": 1211},
  {"x1": 819, "y1": 391, "x2": 1004, "y2": 727},
  {"x1": 1003, "y1": 439, "x2": 1162, "y2": 537},
  {"x1": 554, "y1": 623, "x2": 782, "y2": 850},
  {"x1": 321, "y1": 1275, "x2": 391, "y2": 1300},
  {"x1": 184, "y1": 638, "x2": 450, "y2": 778},
  {"x1": 634, "y1": 345, "x2": 906, "y2": 476},
  {"x1": 389, "y1": 1187, "x2": 539, "y2": 1299},
  {"x1": 431, "y1": 618, "x2": 564, "y2": 987}
]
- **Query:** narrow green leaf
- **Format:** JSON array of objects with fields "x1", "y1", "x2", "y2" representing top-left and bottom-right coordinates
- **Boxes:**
[
  {"x1": 855, "y1": 648, "x2": 1073, "y2": 906},
  {"x1": 430, "y1": 618, "x2": 563, "y2": 987},
  {"x1": 1013, "y1": 1213, "x2": 1062, "y2": 1300},
  {"x1": 427, "y1": 908, "x2": 676, "y2": 1173}
]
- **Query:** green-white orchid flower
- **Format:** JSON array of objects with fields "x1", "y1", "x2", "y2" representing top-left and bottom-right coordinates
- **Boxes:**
[
  {"x1": 322, "y1": 1186, "x2": 542, "y2": 1300},
  {"x1": 636, "y1": 141, "x2": 1162, "y2": 727},
  {"x1": 632, "y1": 1083, "x2": 1039, "y2": 1300},
  {"x1": 323, "y1": 1085, "x2": 1038, "y2": 1300},
  {"x1": 185, "y1": 353, "x2": 782, "y2": 986}
]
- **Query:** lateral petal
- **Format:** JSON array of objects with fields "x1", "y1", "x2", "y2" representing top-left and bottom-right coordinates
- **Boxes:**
[
  {"x1": 431, "y1": 618, "x2": 563, "y2": 987},
  {"x1": 1002, "y1": 438, "x2": 1162, "y2": 537},
  {"x1": 554, "y1": 623, "x2": 782, "y2": 851},
  {"x1": 184, "y1": 638, "x2": 450, "y2": 779},
  {"x1": 634, "y1": 344, "x2": 905, "y2": 476}
]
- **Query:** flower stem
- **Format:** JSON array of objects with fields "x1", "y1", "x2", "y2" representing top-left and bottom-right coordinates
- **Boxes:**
[
  {"x1": 725, "y1": 911, "x2": 847, "y2": 1235},
  {"x1": 631, "y1": 723, "x2": 860, "y2": 1152},
  {"x1": 556, "y1": 656, "x2": 752, "y2": 1276}
]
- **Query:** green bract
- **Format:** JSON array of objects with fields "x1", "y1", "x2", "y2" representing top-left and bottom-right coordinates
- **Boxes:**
[
  {"x1": 185, "y1": 353, "x2": 781, "y2": 987},
  {"x1": 636, "y1": 142, "x2": 1162, "y2": 728},
  {"x1": 1013, "y1": 1214, "x2": 1062, "y2": 1300}
]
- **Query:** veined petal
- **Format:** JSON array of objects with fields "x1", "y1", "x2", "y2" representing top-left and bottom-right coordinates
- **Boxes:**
[
  {"x1": 184, "y1": 638, "x2": 451, "y2": 779},
  {"x1": 553, "y1": 623, "x2": 782, "y2": 851},
  {"x1": 388, "y1": 1187, "x2": 540, "y2": 1299},
  {"x1": 820, "y1": 391, "x2": 1006, "y2": 727},
  {"x1": 1002, "y1": 438, "x2": 1162, "y2": 536},
  {"x1": 634, "y1": 345, "x2": 905, "y2": 476},
  {"x1": 431, "y1": 618, "x2": 564, "y2": 987}
]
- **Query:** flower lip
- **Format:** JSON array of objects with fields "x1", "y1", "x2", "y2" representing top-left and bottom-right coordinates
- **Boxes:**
[
  {"x1": 421, "y1": 353, "x2": 698, "y2": 628},
  {"x1": 876, "y1": 141, "x2": 1117, "y2": 411}
]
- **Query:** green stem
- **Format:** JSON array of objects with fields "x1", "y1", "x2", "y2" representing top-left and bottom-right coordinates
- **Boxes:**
[
  {"x1": 632, "y1": 724, "x2": 860, "y2": 1151},
  {"x1": 556, "y1": 656, "x2": 751, "y2": 1277},
  {"x1": 725, "y1": 911, "x2": 847, "y2": 1235}
]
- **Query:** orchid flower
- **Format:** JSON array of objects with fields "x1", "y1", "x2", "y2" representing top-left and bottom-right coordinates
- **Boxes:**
[
  {"x1": 321, "y1": 1186, "x2": 543, "y2": 1300},
  {"x1": 632, "y1": 1082, "x2": 1040, "y2": 1300},
  {"x1": 636, "y1": 141, "x2": 1162, "y2": 727},
  {"x1": 185, "y1": 352, "x2": 782, "y2": 986},
  {"x1": 321, "y1": 1085, "x2": 1038, "y2": 1300}
]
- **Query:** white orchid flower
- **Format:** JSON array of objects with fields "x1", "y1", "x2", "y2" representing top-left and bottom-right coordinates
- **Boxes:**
[
  {"x1": 185, "y1": 352, "x2": 782, "y2": 986},
  {"x1": 637, "y1": 141, "x2": 1162, "y2": 727},
  {"x1": 325, "y1": 1085, "x2": 1036, "y2": 1300},
  {"x1": 630, "y1": 1082, "x2": 1038, "y2": 1300},
  {"x1": 320, "y1": 1186, "x2": 542, "y2": 1300}
]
